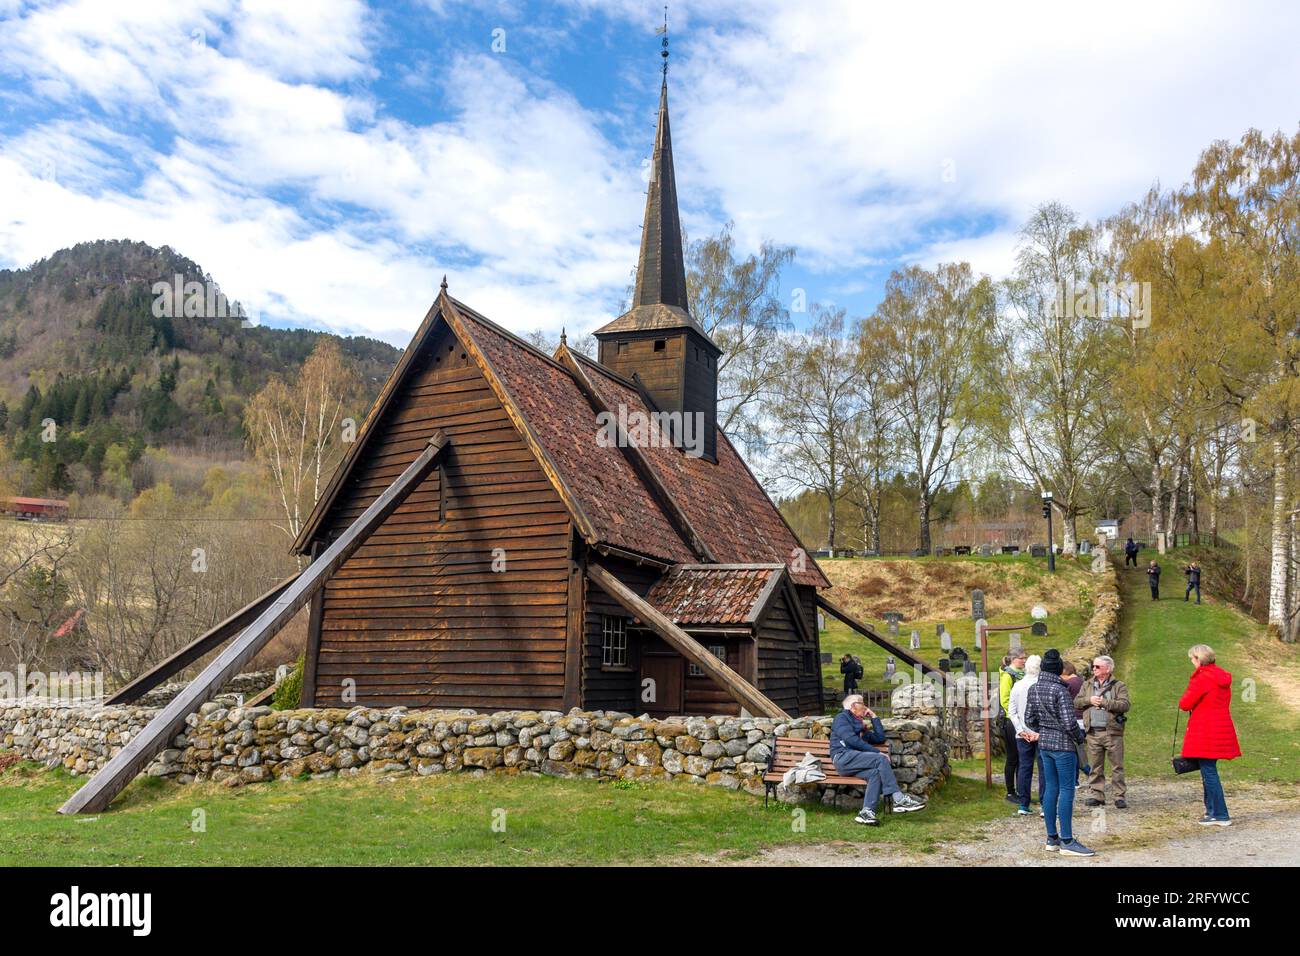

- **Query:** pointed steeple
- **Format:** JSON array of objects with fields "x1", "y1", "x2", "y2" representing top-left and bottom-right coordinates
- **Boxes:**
[{"x1": 596, "y1": 40, "x2": 706, "y2": 337}]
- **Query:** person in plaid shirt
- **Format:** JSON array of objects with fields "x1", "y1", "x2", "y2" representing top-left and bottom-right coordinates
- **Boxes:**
[{"x1": 1023, "y1": 649, "x2": 1095, "y2": 857}]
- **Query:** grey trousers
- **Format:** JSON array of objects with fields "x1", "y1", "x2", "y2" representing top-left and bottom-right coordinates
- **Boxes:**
[{"x1": 833, "y1": 748, "x2": 900, "y2": 810}]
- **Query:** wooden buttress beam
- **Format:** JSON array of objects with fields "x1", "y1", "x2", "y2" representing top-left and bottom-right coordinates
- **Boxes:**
[
  {"x1": 59, "y1": 431, "x2": 450, "y2": 815},
  {"x1": 104, "y1": 571, "x2": 303, "y2": 705},
  {"x1": 816, "y1": 595, "x2": 940, "y2": 677},
  {"x1": 586, "y1": 562, "x2": 790, "y2": 720}
]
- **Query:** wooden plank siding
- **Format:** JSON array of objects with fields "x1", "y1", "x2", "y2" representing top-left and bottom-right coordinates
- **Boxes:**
[
  {"x1": 581, "y1": 556, "x2": 660, "y2": 712},
  {"x1": 795, "y1": 584, "x2": 826, "y2": 714},
  {"x1": 309, "y1": 320, "x2": 572, "y2": 711}
]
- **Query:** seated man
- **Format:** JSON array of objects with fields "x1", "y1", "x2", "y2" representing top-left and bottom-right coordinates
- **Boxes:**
[{"x1": 830, "y1": 694, "x2": 926, "y2": 825}]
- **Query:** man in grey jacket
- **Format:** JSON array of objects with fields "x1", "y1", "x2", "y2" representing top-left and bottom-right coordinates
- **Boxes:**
[
  {"x1": 1076, "y1": 655, "x2": 1131, "y2": 808},
  {"x1": 830, "y1": 694, "x2": 926, "y2": 825}
]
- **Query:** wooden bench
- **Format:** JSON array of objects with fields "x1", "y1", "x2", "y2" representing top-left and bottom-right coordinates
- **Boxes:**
[{"x1": 762, "y1": 736, "x2": 891, "y2": 813}]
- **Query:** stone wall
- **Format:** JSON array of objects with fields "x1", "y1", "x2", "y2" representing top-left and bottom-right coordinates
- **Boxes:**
[
  {"x1": 1065, "y1": 560, "x2": 1121, "y2": 670},
  {"x1": 0, "y1": 698, "x2": 949, "y2": 806}
]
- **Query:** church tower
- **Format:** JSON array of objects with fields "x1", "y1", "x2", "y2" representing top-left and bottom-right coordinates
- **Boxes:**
[{"x1": 594, "y1": 38, "x2": 721, "y2": 462}]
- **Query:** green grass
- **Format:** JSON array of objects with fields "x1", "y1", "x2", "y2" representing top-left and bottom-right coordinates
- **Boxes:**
[
  {"x1": 820, "y1": 554, "x2": 1097, "y2": 699},
  {"x1": 1112, "y1": 547, "x2": 1300, "y2": 784},
  {"x1": 0, "y1": 762, "x2": 1009, "y2": 866}
]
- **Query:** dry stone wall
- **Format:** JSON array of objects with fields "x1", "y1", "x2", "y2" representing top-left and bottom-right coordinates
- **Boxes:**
[{"x1": 1, "y1": 697, "x2": 949, "y2": 806}]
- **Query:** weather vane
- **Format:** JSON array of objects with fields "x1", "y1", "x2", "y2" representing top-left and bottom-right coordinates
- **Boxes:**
[{"x1": 657, "y1": 6, "x2": 669, "y2": 77}]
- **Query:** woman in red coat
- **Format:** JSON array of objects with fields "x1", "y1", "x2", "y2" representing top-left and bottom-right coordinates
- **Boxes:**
[{"x1": 1179, "y1": 644, "x2": 1241, "y2": 826}]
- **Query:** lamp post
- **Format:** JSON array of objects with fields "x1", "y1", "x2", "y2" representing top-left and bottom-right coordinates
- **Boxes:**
[{"x1": 1041, "y1": 491, "x2": 1056, "y2": 573}]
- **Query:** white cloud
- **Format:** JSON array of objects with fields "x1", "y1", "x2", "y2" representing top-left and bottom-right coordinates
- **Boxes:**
[{"x1": 1, "y1": 0, "x2": 1297, "y2": 348}]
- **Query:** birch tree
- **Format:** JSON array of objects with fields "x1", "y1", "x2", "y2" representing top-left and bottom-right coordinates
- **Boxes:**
[{"x1": 244, "y1": 339, "x2": 364, "y2": 545}]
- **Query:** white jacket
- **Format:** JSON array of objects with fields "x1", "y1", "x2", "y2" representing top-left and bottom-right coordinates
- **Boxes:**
[{"x1": 1008, "y1": 673, "x2": 1039, "y2": 735}]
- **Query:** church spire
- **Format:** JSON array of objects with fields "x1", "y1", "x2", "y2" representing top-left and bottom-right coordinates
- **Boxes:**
[{"x1": 595, "y1": 12, "x2": 704, "y2": 337}]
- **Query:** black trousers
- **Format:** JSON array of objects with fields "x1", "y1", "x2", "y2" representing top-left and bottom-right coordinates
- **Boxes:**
[
  {"x1": 1001, "y1": 716, "x2": 1019, "y2": 794},
  {"x1": 1150, "y1": 583, "x2": 1159, "y2": 599},
  {"x1": 1125, "y1": 552, "x2": 1137, "y2": 566}
]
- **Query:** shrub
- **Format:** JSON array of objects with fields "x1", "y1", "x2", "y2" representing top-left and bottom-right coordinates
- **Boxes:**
[{"x1": 272, "y1": 654, "x2": 304, "y2": 710}]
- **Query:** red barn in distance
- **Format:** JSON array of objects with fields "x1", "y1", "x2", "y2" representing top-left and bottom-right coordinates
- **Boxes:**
[{"x1": 0, "y1": 496, "x2": 69, "y2": 522}]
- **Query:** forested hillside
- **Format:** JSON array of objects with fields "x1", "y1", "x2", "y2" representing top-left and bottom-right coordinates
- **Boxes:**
[{"x1": 0, "y1": 240, "x2": 399, "y2": 496}]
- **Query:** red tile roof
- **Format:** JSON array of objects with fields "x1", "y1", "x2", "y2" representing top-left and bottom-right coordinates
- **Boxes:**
[
  {"x1": 451, "y1": 301, "x2": 695, "y2": 565},
  {"x1": 576, "y1": 355, "x2": 829, "y2": 587},
  {"x1": 646, "y1": 565, "x2": 784, "y2": 625}
]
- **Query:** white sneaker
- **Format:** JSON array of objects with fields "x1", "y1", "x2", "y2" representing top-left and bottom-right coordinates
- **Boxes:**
[
  {"x1": 891, "y1": 794, "x2": 926, "y2": 813},
  {"x1": 854, "y1": 809, "x2": 879, "y2": 826}
]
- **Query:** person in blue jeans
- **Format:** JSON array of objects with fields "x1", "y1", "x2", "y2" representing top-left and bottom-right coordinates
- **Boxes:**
[
  {"x1": 829, "y1": 694, "x2": 926, "y2": 825},
  {"x1": 1199, "y1": 759, "x2": 1229, "y2": 821},
  {"x1": 1023, "y1": 649, "x2": 1095, "y2": 857}
]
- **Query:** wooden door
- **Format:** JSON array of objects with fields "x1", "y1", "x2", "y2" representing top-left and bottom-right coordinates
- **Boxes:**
[{"x1": 639, "y1": 647, "x2": 683, "y2": 716}]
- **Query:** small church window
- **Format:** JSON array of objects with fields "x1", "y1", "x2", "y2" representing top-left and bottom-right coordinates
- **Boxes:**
[
  {"x1": 617, "y1": 340, "x2": 629, "y2": 353},
  {"x1": 601, "y1": 615, "x2": 629, "y2": 668},
  {"x1": 689, "y1": 644, "x2": 726, "y2": 677},
  {"x1": 653, "y1": 339, "x2": 666, "y2": 352}
]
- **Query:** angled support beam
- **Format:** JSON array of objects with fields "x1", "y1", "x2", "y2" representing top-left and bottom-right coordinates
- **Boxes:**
[
  {"x1": 104, "y1": 571, "x2": 302, "y2": 705},
  {"x1": 816, "y1": 595, "x2": 939, "y2": 678},
  {"x1": 60, "y1": 431, "x2": 450, "y2": 815},
  {"x1": 587, "y1": 562, "x2": 789, "y2": 720}
]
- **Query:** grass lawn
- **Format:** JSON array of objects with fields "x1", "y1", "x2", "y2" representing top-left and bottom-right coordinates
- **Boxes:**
[
  {"x1": 819, "y1": 553, "x2": 1098, "y2": 701},
  {"x1": 0, "y1": 762, "x2": 1008, "y2": 866},
  {"x1": 1112, "y1": 547, "x2": 1300, "y2": 784}
]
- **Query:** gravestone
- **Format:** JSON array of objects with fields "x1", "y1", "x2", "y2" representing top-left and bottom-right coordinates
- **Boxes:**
[
  {"x1": 911, "y1": 548, "x2": 929, "y2": 558},
  {"x1": 1031, "y1": 621, "x2": 1048, "y2": 637},
  {"x1": 1030, "y1": 544, "x2": 1047, "y2": 558},
  {"x1": 1078, "y1": 540, "x2": 1091, "y2": 555},
  {"x1": 963, "y1": 660, "x2": 978, "y2": 674},
  {"x1": 950, "y1": 646, "x2": 968, "y2": 665},
  {"x1": 940, "y1": 630, "x2": 953, "y2": 652},
  {"x1": 954, "y1": 545, "x2": 972, "y2": 555},
  {"x1": 909, "y1": 630, "x2": 921, "y2": 650},
  {"x1": 820, "y1": 652, "x2": 833, "y2": 665},
  {"x1": 887, "y1": 619, "x2": 899, "y2": 638},
  {"x1": 1009, "y1": 633, "x2": 1024, "y2": 654},
  {"x1": 980, "y1": 543, "x2": 992, "y2": 557},
  {"x1": 884, "y1": 657, "x2": 896, "y2": 679},
  {"x1": 817, "y1": 611, "x2": 826, "y2": 632},
  {"x1": 1002, "y1": 545, "x2": 1020, "y2": 555},
  {"x1": 970, "y1": 588, "x2": 985, "y2": 621},
  {"x1": 938, "y1": 658, "x2": 951, "y2": 672}
]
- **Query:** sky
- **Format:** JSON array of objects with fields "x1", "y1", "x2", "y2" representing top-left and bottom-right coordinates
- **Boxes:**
[{"x1": 1, "y1": 0, "x2": 1297, "y2": 347}]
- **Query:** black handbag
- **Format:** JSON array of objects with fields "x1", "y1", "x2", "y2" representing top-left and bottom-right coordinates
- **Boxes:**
[{"x1": 1171, "y1": 710, "x2": 1200, "y2": 775}]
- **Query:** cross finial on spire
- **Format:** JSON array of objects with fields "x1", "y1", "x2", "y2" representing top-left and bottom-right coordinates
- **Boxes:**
[
  {"x1": 440, "y1": 275, "x2": 448, "y2": 292},
  {"x1": 560, "y1": 327, "x2": 567, "y2": 345}
]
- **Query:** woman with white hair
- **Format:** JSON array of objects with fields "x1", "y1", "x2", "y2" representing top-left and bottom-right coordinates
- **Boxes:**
[
  {"x1": 1008, "y1": 654, "x2": 1043, "y2": 815},
  {"x1": 1179, "y1": 644, "x2": 1241, "y2": 825}
]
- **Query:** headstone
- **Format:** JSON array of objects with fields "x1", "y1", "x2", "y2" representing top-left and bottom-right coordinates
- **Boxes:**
[
  {"x1": 887, "y1": 619, "x2": 899, "y2": 638},
  {"x1": 1009, "y1": 633, "x2": 1024, "y2": 654},
  {"x1": 950, "y1": 646, "x2": 968, "y2": 664},
  {"x1": 970, "y1": 589, "x2": 985, "y2": 621},
  {"x1": 883, "y1": 610, "x2": 904, "y2": 625},
  {"x1": 963, "y1": 660, "x2": 978, "y2": 675},
  {"x1": 1031, "y1": 621, "x2": 1048, "y2": 637},
  {"x1": 980, "y1": 543, "x2": 992, "y2": 557},
  {"x1": 820, "y1": 652, "x2": 833, "y2": 665},
  {"x1": 911, "y1": 548, "x2": 928, "y2": 558},
  {"x1": 974, "y1": 623, "x2": 983, "y2": 650},
  {"x1": 1078, "y1": 540, "x2": 1091, "y2": 555},
  {"x1": 954, "y1": 545, "x2": 971, "y2": 556},
  {"x1": 940, "y1": 630, "x2": 953, "y2": 652},
  {"x1": 817, "y1": 611, "x2": 826, "y2": 632},
  {"x1": 1031, "y1": 605, "x2": 1048, "y2": 619},
  {"x1": 884, "y1": 657, "x2": 896, "y2": 679},
  {"x1": 1030, "y1": 544, "x2": 1047, "y2": 558},
  {"x1": 938, "y1": 658, "x2": 951, "y2": 672},
  {"x1": 909, "y1": 630, "x2": 921, "y2": 650}
]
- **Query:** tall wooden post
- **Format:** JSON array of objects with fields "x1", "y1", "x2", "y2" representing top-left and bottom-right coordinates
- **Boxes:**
[{"x1": 978, "y1": 617, "x2": 992, "y2": 789}]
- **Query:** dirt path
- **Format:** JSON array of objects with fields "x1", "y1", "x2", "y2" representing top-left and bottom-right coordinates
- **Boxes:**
[{"x1": 704, "y1": 777, "x2": 1299, "y2": 867}]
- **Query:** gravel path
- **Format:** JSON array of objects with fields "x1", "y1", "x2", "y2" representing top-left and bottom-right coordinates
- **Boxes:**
[{"x1": 703, "y1": 776, "x2": 1299, "y2": 867}]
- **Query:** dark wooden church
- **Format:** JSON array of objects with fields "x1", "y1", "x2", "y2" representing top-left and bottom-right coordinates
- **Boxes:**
[{"x1": 289, "y1": 74, "x2": 829, "y2": 720}]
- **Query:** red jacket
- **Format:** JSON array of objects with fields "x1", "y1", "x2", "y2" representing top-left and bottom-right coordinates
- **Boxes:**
[{"x1": 1179, "y1": 663, "x2": 1241, "y2": 760}]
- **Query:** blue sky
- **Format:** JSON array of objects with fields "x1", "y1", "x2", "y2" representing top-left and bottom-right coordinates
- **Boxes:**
[{"x1": 1, "y1": 0, "x2": 1298, "y2": 346}]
